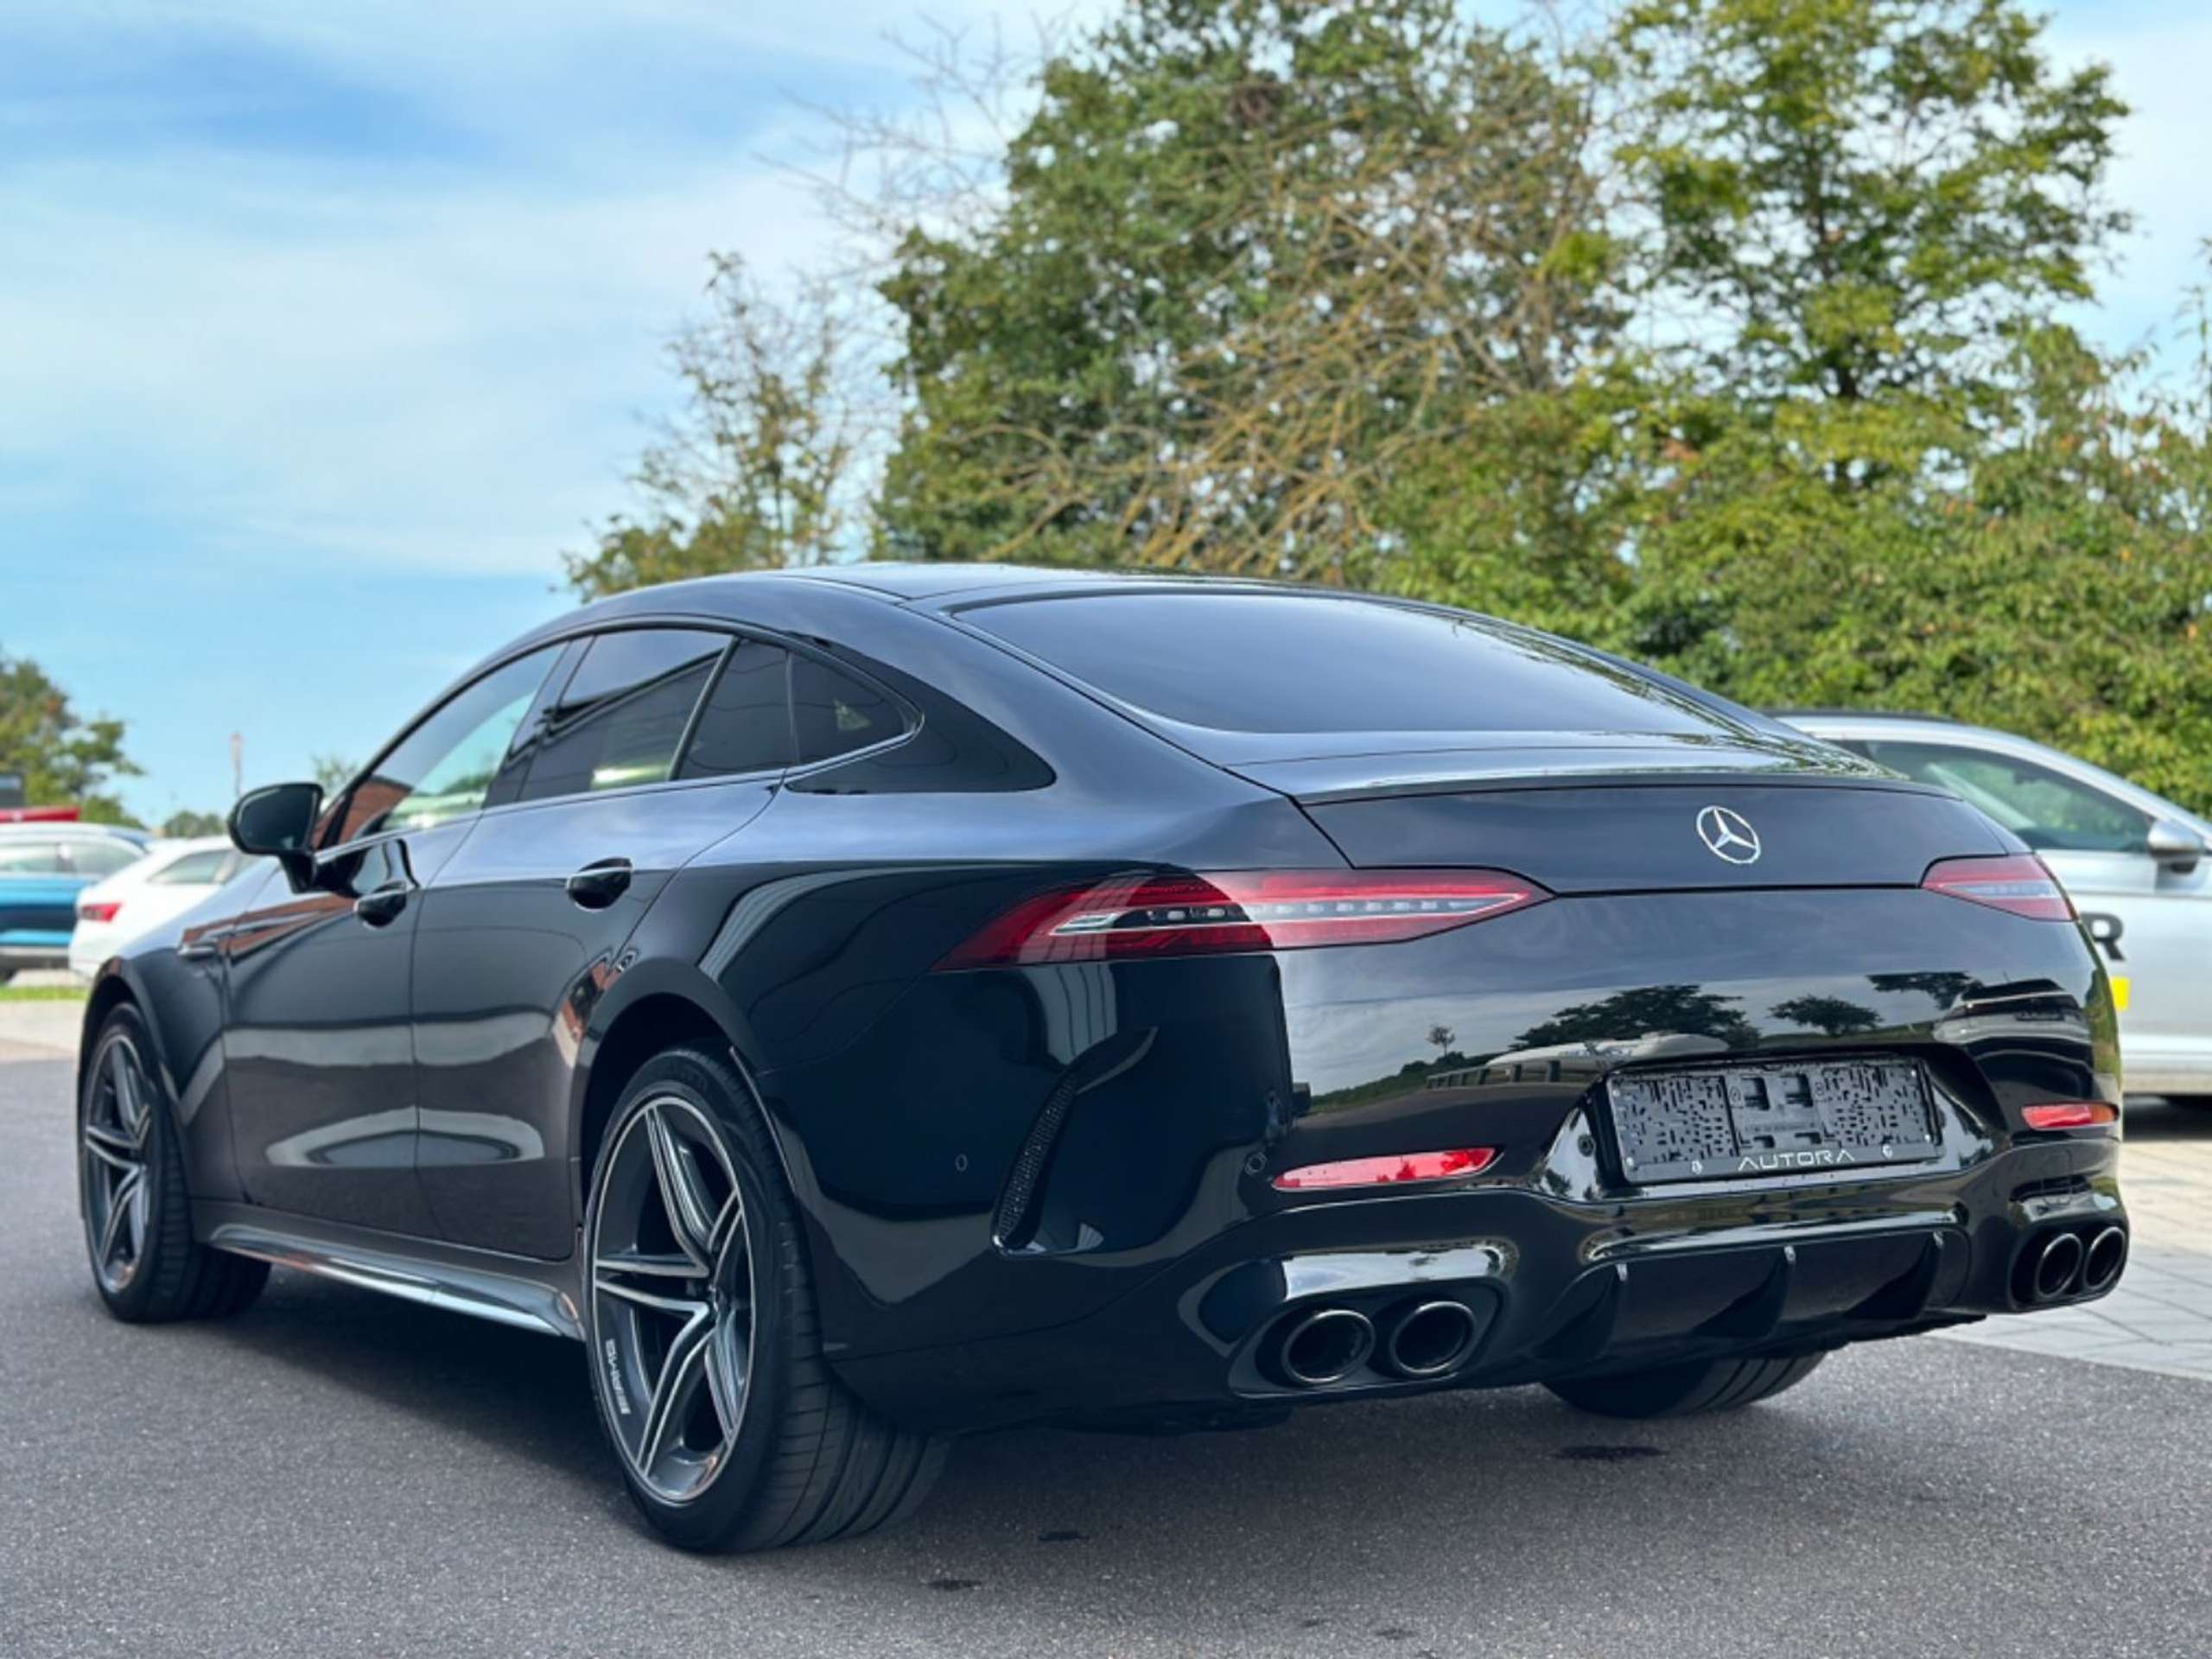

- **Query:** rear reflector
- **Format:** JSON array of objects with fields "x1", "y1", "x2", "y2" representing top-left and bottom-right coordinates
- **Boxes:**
[
  {"x1": 1272, "y1": 1147, "x2": 1499, "y2": 1192},
  {"x1": 1920, "y1": 854, "x2": 2075, "y2": 921},
  {"x1": 2021, "y1": 1101, "x2": 2120, "y2": 1130},
  {"x1": 937, "y1": 869, "x2": 1548, "y2": 969},
  {"x1": 77, "y1": 900, "x2": 121, "y2": 924}
]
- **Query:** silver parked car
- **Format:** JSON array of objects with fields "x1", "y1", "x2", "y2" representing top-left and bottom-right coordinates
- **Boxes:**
[{"x1": 1783, "y1": 713, "x2": 2210, "y2": 1103}]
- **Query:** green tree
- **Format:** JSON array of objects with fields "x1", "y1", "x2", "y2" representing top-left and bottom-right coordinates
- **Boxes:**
[
  {"x1": 159, "y1": 809, "x2": 226, "y2": 838},
  {"x1": 565, "y1": 256, "x2": 858, "y2": 599},
  {"x1": 1614, "y1": 0, "x2": 2128, "y2": 416},
  {"x1": 876, "y1": 0, "x2": 1624, "y2": 580},
  {"x1": 1770, "y1": 994, "x2": 1884, "y2": 1037},
  {"x1": 1515, "y1": 984, "x2": 1760, "y2": 1051},
  {"x1": 309, "y1": 753, "x2": 359, "y2": 793},
  {"x1": 1591, "y1": 0, "x2": 2212, "y2": 811},
  {"x1": 0, "y1": 649, "x2": 138, "y2": 823}
]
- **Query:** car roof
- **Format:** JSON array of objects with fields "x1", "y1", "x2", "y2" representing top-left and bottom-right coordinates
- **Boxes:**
[
  {"x1": 142, "y1": 836, "x2": 233, "y2": 858},
  {"x1": 594, "y1": 563, "x2": 1296, "y2": 609},
  {"x1": 764, "y1": 563, "x2": 1165, "y2": 601},
  {"x1": 489, "y1": 565, "x2": 1363, "y2": 691},
  {"x1": 0, "y1": 822, "x2": 147, "y2": 841}
]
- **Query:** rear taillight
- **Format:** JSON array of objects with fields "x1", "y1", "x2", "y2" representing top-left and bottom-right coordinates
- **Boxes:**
[
  {"x1": 936, "y1": 869, "x2": 1549, "y2": 969},
  {"x1": 1920, "y1": 854, "x2": 2075, "y2": 921},
  {"x1": 1271, "y1": 1147, "x2": 1499, "y2": 1192},
  {"x1": 2021, "y1": 1101, "x2": 2120, "y2": 1130},
  {"x1": 78, "y1": 900, "x2": 122, "y2": 924}
]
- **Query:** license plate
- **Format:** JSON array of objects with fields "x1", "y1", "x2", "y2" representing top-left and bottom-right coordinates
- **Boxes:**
[{"x1": 1605, "y1": 1060, "x2": 1939, "y2": 1185}]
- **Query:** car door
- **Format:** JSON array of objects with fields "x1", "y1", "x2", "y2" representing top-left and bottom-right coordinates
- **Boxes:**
[
  {"x1": 0, "y1": 837, "x2": 73, "y2": 970},
  {"x1": 1856, "y1": 736, "x2": 2211, "y2": 1086},
  {"x1": 412, "y1": 628, "x2": 793, "y2": 1257},
  {"x1": 221, "y1": 645, "x2": 565, "y2": 1233}
]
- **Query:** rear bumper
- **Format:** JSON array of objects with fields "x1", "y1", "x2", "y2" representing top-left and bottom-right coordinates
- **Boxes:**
[
  {"x1": 0, "y1": 940, "x2": 69, "y2": 968},
  {"x1": 834, "y1": 1134, "x2": 2126, "y2": 1433},
  {"x1": 764, "y1": 881, "x2": 2121, "y2": 1428}
]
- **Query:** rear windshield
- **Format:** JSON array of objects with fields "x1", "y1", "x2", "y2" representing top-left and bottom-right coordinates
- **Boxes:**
[{"x1": 966, "y1": 593, "x2": 1718, "y2": 735}]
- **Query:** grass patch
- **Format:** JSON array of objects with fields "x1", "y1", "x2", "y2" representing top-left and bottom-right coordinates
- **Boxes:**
[{"x1": 0, "y1": 986, "x2": 88, "y2": 1003}]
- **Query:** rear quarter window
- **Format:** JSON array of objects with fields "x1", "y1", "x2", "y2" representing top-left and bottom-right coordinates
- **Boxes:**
[
  {"x1": 149, "y1": 849, "x2": 230, "y2": 885},
  {"x1": 963, "y1": 593, "x2": 1719, "y2": 736},
  {"x1": 0, "y1": 840, "x2": 66, "y2": 874},
  {"x1": 67, "y1": 840, "x2": 144, "y2": 877},
  {"x1": 791, "y1": 655, "x2": 903, "y2": 763}
]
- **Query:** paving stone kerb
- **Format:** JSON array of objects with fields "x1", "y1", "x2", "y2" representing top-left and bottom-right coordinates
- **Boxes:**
[
  {"x1": 1942, "y1": 1099, "x2": 2212, "y2": 1383},
  {"x1": 0, "y1": 999, "x2": 83, "y2": 1055}
]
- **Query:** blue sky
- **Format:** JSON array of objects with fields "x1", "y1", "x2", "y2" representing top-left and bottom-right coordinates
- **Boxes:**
[{"x1": 3, "y1": 1, "x2": 2207, "y2": 824}]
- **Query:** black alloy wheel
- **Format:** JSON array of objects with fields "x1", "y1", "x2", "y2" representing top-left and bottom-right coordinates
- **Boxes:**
[
  {"x1": 582, "y1": 1046, "x2": 945, "y2": 1550},
  {"x1": 79, "y1": 1006, "x2": 268, "y2": 1322}
]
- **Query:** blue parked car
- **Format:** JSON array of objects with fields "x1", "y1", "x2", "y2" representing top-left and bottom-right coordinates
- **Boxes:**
[{"x1": 0, "y1": 824, "x2": 149, "y2": 982}]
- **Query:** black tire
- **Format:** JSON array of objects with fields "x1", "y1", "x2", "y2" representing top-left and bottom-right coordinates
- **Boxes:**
[
  {"x1": 582, "y1": 1044, "x2": 946, "y2": 1552},
  {"x1": 79, "y1": 1005, "x2": 269, "y2": 1323},
  {"x1": 0, "y1": 969, "x2": 15, "y2": 987},
  {"x1": 1546, "y1": 1351, "x2": 1827, "y2": 1420}
]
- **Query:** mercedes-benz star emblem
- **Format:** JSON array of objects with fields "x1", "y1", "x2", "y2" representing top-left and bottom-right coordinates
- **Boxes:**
[{"x1": 1696, "y1": 804, "x2": 1762, "y2": 865}]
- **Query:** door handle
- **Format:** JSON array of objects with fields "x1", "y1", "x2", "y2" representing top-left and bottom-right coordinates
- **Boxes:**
[
  {"x1": 565, "y1": 858, "x2": 633, "y2": 911},
  {"x1": 354, "y1": 883, "x2": 411, "y2": 927}
]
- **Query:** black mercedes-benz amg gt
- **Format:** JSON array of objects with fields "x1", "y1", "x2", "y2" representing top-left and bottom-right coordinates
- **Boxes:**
[{"x1": 77, "y1": 566, "x2": 2129, "y2": 1551}]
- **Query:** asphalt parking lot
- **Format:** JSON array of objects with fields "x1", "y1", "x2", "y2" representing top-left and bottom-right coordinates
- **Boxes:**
[{"x1": 4, "y1": 1053, "x2": 2209, "y2": 1659}]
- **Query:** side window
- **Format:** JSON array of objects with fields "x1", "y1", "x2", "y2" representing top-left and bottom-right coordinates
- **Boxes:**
[
  {"x1": 149, "y1": 849, "x2": 230, "y2": 886},
  {"x1": 336, "y1": 645, "x2": 563, "y2": 843},
  {"x1": 791, "y1": 654, "x2": 902, "y2": 765},
  {"x1": 679, "y1": 642, "x2": 793, "y2": 779},
  {"x1": 515, "y1": 629, "x2": 726, "y2": 804},
  {"x1": 68, "y1": 840, "x2": 144, "y2": 877},
  {"x1": 1866, "y1": 741, "x2": 2153, "y2": 854},
  {"x1": 0, "y1": 840, "x2": 65, "y2": 874}
]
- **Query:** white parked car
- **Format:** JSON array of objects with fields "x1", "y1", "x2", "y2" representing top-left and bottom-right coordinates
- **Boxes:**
[
  {"x1": 67, "y1": 837, "x2": 262, "y2": 979},
  {"x1": 1782, "y1": 712, "x2": 2212, "y2": 1103}
]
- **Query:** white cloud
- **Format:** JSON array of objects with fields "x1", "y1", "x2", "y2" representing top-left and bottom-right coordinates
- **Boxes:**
[
  {"x1": 2045, "y1": 7, "x2": 2212, "y2": 359},
  {"x1": 3, "y1": 155, "x2": 828, "y2": 574},
  {"x1": 0, "y1": 0, "x2": 1087, "y2": 580}
]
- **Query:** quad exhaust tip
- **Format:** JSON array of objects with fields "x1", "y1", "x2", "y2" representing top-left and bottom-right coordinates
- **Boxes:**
[
  {"x1": 1274, "y1": 1308, "x2": 1376, "y2": 1388},
  {"x1": 2028, "y1": 1231, "x2": 2085, "y2": 1304},
  {"x1": 1379, "y1": 1300, "x2": 1481, "y2": 1380},
  {"x1": 2082, "y1": 1226, "x2": 2128, "y2": 1295}
]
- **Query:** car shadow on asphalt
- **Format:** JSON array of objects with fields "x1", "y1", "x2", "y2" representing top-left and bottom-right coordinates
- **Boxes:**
[
  {"x1": 200, "y1": 1274, "x2": 618, "y2": 1486},
  {"x1": 173, "y1": 1097, "x2": 2209, "y2": 1602}
]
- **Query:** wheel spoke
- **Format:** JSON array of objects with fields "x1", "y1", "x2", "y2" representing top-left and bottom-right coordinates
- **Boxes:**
[
  {"x1": 703, "y1": 1337, "x2": 744, "y2": 1443},
  {"x1": 637, "y1": 1308, "x2": 714, "y2": 1476},
  {"x1": 591, "y1": 1273, "x2": 709, "y2": 1319},
  {"x1": 593, "y1": 1248, "x2": 698, "y2": 1279},
  {"x1": 124, "y1": 1170, "x2": 149, "y2": 1256},
  {"x1": 107, "y1": 1043, "x2": 148, "y2": 1145},
  {"x1": 708, "y1": 1192, "x2": 745, "y2": 1275},
  {"x1": 644, "y1": 1107, "x2": 719, "y2": 1268},
  {"x1": 98, "y1": 1167, "x2": 142, "y2": 1268},
  {"x1": 83, "y1": 1129, "x2": 138, "y2": 1172}
]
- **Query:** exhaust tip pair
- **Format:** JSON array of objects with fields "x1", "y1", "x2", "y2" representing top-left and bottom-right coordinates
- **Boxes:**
[
  {"x1": 1272, "y1": 1300, "x2": 1482, "y2": 1389},
  {"x1": 2020, "y1": 1224, "x2": 2126, "y2": 1305}
]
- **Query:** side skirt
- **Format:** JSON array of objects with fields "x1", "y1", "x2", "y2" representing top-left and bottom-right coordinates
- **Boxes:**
[{"x1": 196, "y1": 1200, "x2": 586, "y2": 1341}]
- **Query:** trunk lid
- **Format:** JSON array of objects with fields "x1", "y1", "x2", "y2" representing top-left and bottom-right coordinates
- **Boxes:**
[{"x1": 1299, "y1": 779, "x2": 2011, "y2": 893}]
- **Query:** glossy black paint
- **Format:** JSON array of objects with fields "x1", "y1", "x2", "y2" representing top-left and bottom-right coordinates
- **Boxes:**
[{"x1": 83, "y1": 567, "x2": 2126, "y2": 1437}]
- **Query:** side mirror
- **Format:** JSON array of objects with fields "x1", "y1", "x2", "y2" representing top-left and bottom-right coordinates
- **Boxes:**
[
  {"x1": 2146, "y1": 818, "x2": 2207, "y2": 874},
  {"x1": 229, "y1": 782, "x2": 324, "y2": 890}
]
